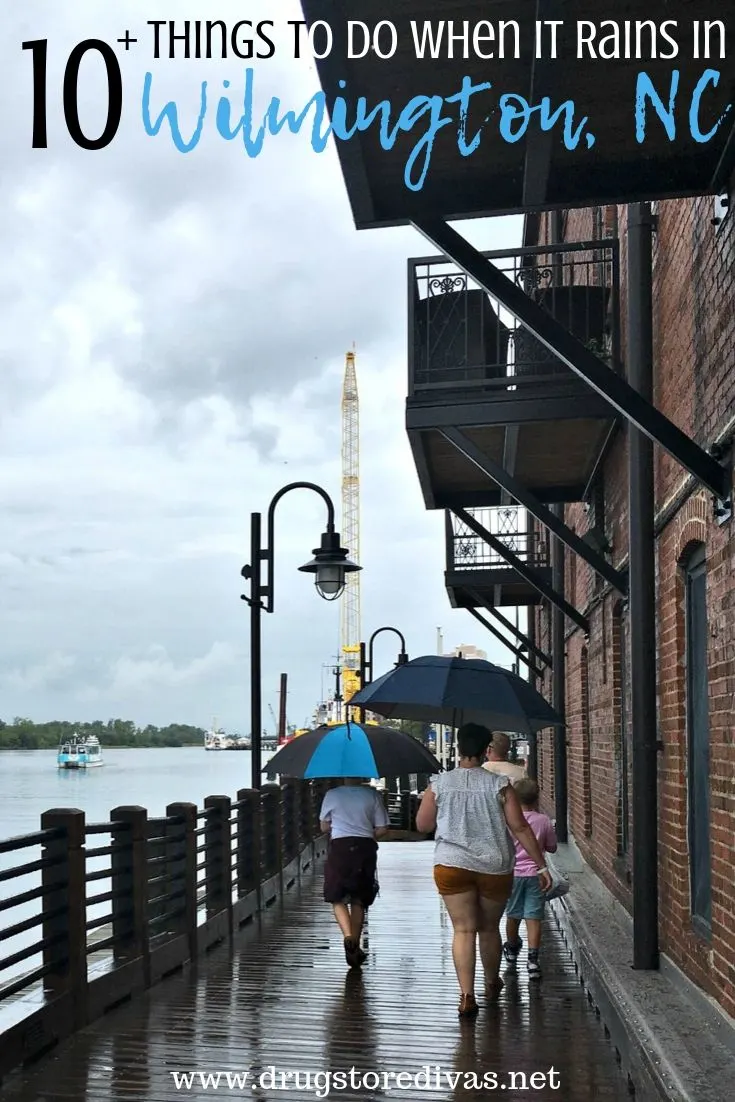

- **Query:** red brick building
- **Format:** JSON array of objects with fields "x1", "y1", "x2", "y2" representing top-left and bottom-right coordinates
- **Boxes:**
[{"x1": 530, "y1": 200, "x2": 735, "y2": 1017}]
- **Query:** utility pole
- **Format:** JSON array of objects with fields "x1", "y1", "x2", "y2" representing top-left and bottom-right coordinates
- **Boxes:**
[{"x1": 278, "y1": 673, "x2": 287, "y2": 744}]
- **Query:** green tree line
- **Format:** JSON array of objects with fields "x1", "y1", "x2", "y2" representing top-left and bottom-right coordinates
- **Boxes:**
[
  {"x1": 386, "y1": 719, "x2": 434, "y2": 744},
  {"x1": 0, "y1": 718, "x2": 206, "y2": 750}
]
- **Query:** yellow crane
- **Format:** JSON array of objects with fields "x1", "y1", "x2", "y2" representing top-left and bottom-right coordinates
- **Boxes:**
[{"x1": 340, "y1": 348, "x2": 361, "y2": 709}]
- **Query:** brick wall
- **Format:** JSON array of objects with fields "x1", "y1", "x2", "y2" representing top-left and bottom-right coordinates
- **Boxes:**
[{"x1": 531, "y1": 199, "x2": 735, "y2": 1017}]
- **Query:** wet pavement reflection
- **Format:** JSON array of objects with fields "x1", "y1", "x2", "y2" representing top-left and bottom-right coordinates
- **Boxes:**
[{"x1": 1, "y1": 845, "x2": 637, "y2": 1101}]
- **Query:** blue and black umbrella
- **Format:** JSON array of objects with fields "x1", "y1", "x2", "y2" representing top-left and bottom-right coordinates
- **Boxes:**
[
  {"x1": 263, "y1": 721, "x2": 441, "y2": 779},
  {"x1": 350, "y1": 655, "x2": 563, "y2": 734}
]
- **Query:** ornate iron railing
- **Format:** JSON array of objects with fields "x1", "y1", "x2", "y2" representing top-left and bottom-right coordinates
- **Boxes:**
[
  {"x1": 408, "y1": 239, "x2": 620, "y2": 395},
  {"x1": 448, "y1": 507, "x2": 549, "y2": 570}
]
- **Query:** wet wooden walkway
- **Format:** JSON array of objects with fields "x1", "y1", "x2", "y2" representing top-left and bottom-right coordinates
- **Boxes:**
[{"x1": 2, "y1": 844, "x2": 637, "y2": 1100}]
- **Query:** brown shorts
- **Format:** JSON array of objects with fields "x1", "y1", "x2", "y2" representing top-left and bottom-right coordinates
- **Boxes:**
[{"x1": 434, "y1": 865, "x2": 513, "y2": 903}]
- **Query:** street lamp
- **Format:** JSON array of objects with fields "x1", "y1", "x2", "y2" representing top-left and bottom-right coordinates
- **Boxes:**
[
  {"x1": 241, "y1": 481, "x2": 360, "y2": 787},
  {"x1": 357, "y1": 626, "x2": 409, "y2": 722}
]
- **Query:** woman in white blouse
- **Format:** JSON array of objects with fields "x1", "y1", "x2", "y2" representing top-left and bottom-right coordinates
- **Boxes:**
[{"x1": 416, "y1": 723, "x2": 552, "y2": 1017}]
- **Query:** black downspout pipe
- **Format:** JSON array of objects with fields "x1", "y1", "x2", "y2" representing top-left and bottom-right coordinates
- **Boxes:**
[
  {"x1": 551, "y1": 504, "x2": 567, "y2": 842},
  {"x1": 627, "y1": 203, "x2": 659, "y2": 970},
  {"x1": 526, "y1": 553, "x2": 539, "y2": 781},
  {"x1": 358, "y1": 642, "x2": 367, "y2": 724},
  {"x1": 249, "y1": 513, "x2": 262, "y2": 788},
  {"x1": 550, "y1": 210, "x2": 567, "y2": 840}
]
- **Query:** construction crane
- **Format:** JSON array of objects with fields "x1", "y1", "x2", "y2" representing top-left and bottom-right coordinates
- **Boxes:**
[{"x1": 340, "y1": 348, "x2": 361, "y2": 711}]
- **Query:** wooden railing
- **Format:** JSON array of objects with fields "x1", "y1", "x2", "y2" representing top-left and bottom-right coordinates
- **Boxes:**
[
  {"x1": 0, "y1": 779, "x2": 333, "y2": 1085},
  {"x1": 383, "y1": 777, "x2": 427, "y2": 832}
]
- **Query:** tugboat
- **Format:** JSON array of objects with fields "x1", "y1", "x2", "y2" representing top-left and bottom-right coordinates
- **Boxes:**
[{"x1": 57, "y1": 733, "x2": 103, "y2": 769}]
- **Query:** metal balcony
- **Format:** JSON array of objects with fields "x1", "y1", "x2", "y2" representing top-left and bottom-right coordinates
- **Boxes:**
[
  {"x1": 445, "y1": 507, "x2": 550, "y2": 610},
  {"x1": 406, "y1": 239, "x2": 620, "y2": 509}
]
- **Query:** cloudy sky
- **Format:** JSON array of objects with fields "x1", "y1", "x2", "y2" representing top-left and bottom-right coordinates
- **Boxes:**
[{"x1": 1, "y1": 1, "x2": 522, "y2": 732}]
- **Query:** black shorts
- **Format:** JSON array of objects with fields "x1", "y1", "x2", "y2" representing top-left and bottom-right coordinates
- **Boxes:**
[{"x1": 323, "y1": 837, "x2": 379, "y2": 908}]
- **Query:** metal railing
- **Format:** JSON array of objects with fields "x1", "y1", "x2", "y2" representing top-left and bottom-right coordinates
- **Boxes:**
[
  {"x1": 408, "y1": 239, "x2": 620, "y2": 396},
  {"x1": 447, "y1": 507, "x2": 549, "y2": 572},
  {"x1": 0, "y1": 778, "x2": 333, "y2": 1084}
]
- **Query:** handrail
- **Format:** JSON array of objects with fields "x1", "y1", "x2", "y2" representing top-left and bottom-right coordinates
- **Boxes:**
[
  {"x1": 409, "y1": 236, "x2": 621, "y2": 395},
  {"x1": 0, "y1": 778, "x2": 333, "y2": 1085}
]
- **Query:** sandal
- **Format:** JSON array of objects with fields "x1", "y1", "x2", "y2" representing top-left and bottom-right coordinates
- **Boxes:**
[
  {"x1": 458, "y1": 993, "x2": 479, "y2": 1017},
  {"x1": 485, "y1": 977, "x2": 505, "y2": 999},
  {"x1": 343, "y1": 938, "x2": 363, "y2": 968}
]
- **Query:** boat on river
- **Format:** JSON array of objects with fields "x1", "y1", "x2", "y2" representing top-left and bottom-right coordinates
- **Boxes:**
[
  {"x1": 204, "y1": 726, "x2": 251, "y2": 750},
  {"x1": 57, "y1": 734, "x2": 103, "y2": 769}
]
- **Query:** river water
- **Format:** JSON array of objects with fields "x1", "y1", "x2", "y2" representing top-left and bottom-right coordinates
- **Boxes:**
[{"x1": 0, "y1": 746, "x2": 271, "y2": 840}]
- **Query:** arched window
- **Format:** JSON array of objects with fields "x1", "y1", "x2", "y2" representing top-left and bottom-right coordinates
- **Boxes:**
[{"x1": 683, "y1": 543, "x2": 712, "y2": 934}]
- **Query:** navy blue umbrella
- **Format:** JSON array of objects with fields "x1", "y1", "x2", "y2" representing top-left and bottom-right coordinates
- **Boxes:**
[
  {"x1": 349, "y1": 655, "x2": 563, "y2": 734},
  {"x1": 263, "y1": 721, "x2": 441, "y2": 779}
]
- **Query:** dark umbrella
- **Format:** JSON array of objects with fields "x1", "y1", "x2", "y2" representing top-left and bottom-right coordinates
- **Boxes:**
[
  {"x1": 263, "y1": 720, "x2": 441, "y2": 779},
  {"x1": 349, "y1": 655, "x2": 563, "y2": 734}
]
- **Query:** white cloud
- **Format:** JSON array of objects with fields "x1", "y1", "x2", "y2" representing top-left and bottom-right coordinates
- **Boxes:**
[
  {"x1": 2, "y1": 652, "x2": 77, "y2": 693},
  {"x1": 0, "y1": 1, "x2": 524, "y2": 731},
  {"x1": 105, "y1": 642, "x2": 240, "y2": 696}
]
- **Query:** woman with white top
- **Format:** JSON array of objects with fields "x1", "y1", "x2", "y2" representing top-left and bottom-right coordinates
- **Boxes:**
[
  {"x1": 416, "y1": 723, "x2": 552, "y2": 1017},
  {"x1": 320, "y1": 779, "x2": 390, "y2": 968}
]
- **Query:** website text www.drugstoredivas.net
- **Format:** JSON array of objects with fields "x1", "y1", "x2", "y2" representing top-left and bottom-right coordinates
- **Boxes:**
[{"x1": 170, "y1": 1064, "x2": 562, "y2": 1096}]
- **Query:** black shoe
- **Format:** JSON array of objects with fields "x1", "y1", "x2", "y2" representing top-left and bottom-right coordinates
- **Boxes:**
[
  {"x1": 343, "y1": 938, "x2": 364, "y2": 968},
  {"x1": 502, "y1": 938, "x2": 522, "y2": 972},
  {"x1": 458, "y1": 993, "x2": 479, "y2": 1017},
  {"x1": 528, "y1": 952, "x2": 541, "y2": 981}
]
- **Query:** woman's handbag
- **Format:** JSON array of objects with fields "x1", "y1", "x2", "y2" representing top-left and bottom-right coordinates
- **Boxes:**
[{"x1": 544, "y1": 857, "x2": 571, "y2": 901}]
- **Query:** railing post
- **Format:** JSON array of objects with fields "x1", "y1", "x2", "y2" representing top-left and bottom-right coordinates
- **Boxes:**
[
  {"x1": 166, "y1": 803, "x2": 198, "y2": 960},
  {"x1": 280, "y1": 777, "x2": 299, "y2": 867},
  {"x1": 310, "y1": 780, "x2": 324, "y2": 834},
  {"x1": 309, "y1": 780, "x2": 321, "y2": 837},
  {"x1": 41, "y1": 808, "x2": 87, "y2": 1027},
  {"x1": 110, "y1": 806, "x2": 149, "y2": 982},
  {"x1": 399, "y1": 789, "x2": 412, "y2": 831},
  {"x1": 235, "y1": 789, "x2": 261, "y2": 900},
  {"x1": 204, "y1": 796, "x2": 232, "y2": 934},
  {"x1": 298, "y1": 779, "x2": 313, "y2": 848},
  {"x1": 260, "y1": 784, "x2": 283, "y2": 881}
]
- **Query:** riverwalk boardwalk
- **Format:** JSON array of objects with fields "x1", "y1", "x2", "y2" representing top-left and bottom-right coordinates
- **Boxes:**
[{"x1": 2, "y1": 843, "x2": 633, "y2": 1101}]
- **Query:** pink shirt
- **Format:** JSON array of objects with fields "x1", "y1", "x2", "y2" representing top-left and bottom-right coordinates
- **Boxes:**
[{"x1": 513, "y1": 810, "x2": 557, "y2": 877}]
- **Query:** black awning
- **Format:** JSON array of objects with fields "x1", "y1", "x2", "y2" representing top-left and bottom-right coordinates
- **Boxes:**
[{"x1": 300, "y1": 0, "x2": 735, "y2": 227}]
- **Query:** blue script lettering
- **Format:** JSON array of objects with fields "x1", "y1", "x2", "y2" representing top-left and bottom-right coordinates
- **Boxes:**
[
  {"x1": 331, "y1": 79, "x2": 489, "y2": 190},
  {"x1": 690, "y1": 70, "x2": 730, "y2": 143},
  {"x1": 216, "y1": 71, "x2": 331, "y2": 155},
  {"x1": 142, "y1": 73, "x2": 208, "y2": 152},
  {"x1": 636, "y1": 69, "x2": 731, "y2": 143},
  {"x1": 143, "y1": 69, "x2": 330, "y2": 157},
  {"x1": 499, "y1": 94, "x2": 595, "y2": 149},
  {"x1": 447, "y1": 76, "x2": 491, "y2": 156},
  {"x1": 140, "y1": 69, "x2": 618, "y2": 189},
  {"x1": 635, "y1": 71, "x2": 678, "y2": 141}
]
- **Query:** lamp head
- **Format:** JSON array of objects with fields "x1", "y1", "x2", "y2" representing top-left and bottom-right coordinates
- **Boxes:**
[{"x1": 298, "y1": 528, "x2": 361, "y2": 601}]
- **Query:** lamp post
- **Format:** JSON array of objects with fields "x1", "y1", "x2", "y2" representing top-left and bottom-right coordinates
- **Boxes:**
[
  {"x1": 241, "y1": 482, "x2": 360, "y2": 788},
  {"x1": 358, "y1": 626, "x2": 409, "y2": 722}
]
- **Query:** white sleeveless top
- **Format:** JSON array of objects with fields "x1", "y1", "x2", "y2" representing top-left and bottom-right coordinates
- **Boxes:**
[{"x1": 431, "y1": 767, "x2": 515, "y2": 875}]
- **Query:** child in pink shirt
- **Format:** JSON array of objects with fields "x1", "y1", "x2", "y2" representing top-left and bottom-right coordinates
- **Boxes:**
[{"x1": 502, "y1": 778, "x2": 557, "y2": 980}]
